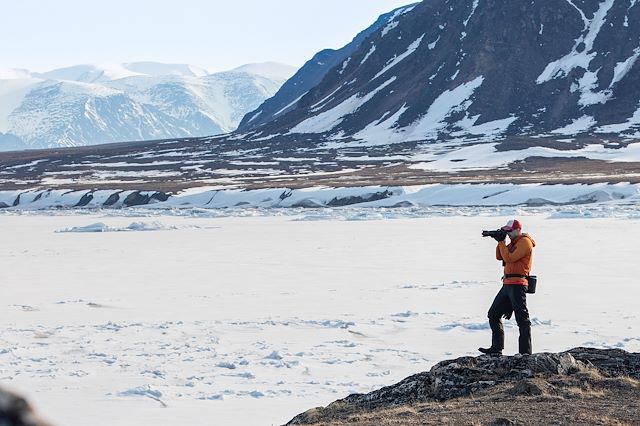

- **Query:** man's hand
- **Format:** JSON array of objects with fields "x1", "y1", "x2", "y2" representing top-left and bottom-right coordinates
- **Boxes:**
[
  {"x1": 503, "y1": 311, "x2": 513, "y2": 320},
  {"x1": 492, "y1": 229, "x2": 507, "y2": 242}
]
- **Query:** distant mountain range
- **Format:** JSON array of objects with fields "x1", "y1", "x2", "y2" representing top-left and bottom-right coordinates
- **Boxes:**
[{"x1": 0, "y1": 62, "x2": 296, "y2": 151}]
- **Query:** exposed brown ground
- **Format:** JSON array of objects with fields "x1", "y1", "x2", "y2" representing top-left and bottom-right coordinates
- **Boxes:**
[
  {"x1": 296, "y1": 372, "x2": 640, "y2": 426},
  {"x1": 2, "y1": 135, "x2": 640, "y2": 192},
  {"x1": 244, "y1": 157, "x2": 640, "y2": 190},
  {"x1": 2, "y1": 157, "x2": 640, "y2": 193}
]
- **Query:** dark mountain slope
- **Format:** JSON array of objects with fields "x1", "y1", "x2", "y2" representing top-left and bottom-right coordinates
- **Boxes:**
[
  {"x1": 248, "y1": 0, "x2": 640, "y2": 143},
  {"x1": 236, "y1": 4, "x2": 419, "y2": 132}
]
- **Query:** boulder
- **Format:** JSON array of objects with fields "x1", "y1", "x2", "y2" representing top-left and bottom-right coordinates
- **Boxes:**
[{"x1": 0, "y1": 386, "x2": 51, "y2": 426}]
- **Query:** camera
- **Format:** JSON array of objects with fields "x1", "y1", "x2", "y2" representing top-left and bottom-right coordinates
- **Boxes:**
[{"x1": 482, "y1": 229, "x2": 507, "y2": 239}]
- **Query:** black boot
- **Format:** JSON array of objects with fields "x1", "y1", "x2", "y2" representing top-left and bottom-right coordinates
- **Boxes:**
[{"x1": 478, "y1": 347, "x2": 502, "y2": 356}]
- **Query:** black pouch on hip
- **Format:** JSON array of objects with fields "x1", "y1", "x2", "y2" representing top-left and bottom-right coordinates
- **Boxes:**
[{"x1": 526, "y1": 276, "x2": 537, "y2": 294}]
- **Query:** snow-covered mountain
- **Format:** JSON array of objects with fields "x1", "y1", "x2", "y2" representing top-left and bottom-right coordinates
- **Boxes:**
[
  {"x1": 0, "y1": 62, "x2": 296, "y2": 151},
  {"x1": 237, "y1": 4, "x2": 419, "y2": 132},
  {"x1": 240, "y1": 0, "x2": 640, "y2": 144}
]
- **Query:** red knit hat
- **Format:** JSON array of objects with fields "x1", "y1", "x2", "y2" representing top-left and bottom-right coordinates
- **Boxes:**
[{"x1": 501, "y1": 219, "x2": 522, "y2": 231}]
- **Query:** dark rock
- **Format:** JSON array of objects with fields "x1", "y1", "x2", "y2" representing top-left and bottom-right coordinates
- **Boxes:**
[
  {"x1": 150, "y1": 191, "x2": 169, "y2": 203},
  {"x1": 279, "y1": 190, "x2": 293, "y2": 201},
  {"x1": 489, "y1": 418, "x2": 524, "y2": 426},
  {"x1": 511, "y1": 378, "x2": 553, "y2": 396},
  {"x1": 0, "y1": 386, "x2": 51, "y2": 425},
  {"x1": 287, "y1": 348, "x2": 639, "y2": 425},
  {"x1": 390, "y1": 201, "x2": 417, "y2": 208},
  {"x1": 568, "y1": 347, "x2": 640, "y2": 380},
  {"x1": 103, "y1": 192, "x2": 121, "y2": 206},
  {"x1": 326, "y1": 190, "x2": 393, "y2": 207},
  {"x1": 74, "y1": 192, "x2": 94, "y2": 207},
  {"x1": 123, "y1": 191, "x2": 150, "y2": 207},
  {"x1": 291, "y1": 199, "x2": 325, "y2": 208}
]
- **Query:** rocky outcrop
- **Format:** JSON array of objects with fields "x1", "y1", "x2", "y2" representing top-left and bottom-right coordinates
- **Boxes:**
[
  {"x1": 326, "y1": 190, "x2": 394, "y2": 207},
  {"x1": 0, "y1": 386, "x2": 52, "y2": 426},
  {"x1": 287, "y1": 348, "x2": 640, "y2": 425},
  {"x1": 3, "y1": 183, "x2": 640, "y2": 210},
  {"x1": 122, "y1": 191, "x2": 169, "y2": 207},
  {"x1": 74, "y1": 192, "x2": 94, "y2": 207},
  {"x1": 0, "y1": 189, "x2": 170, "y2": 209},
  {"x1": 568, "y1": 347, "x2": 640, "y2": 380}
]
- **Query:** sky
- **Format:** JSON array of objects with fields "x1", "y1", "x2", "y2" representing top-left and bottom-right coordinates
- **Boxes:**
[{"x1": 1, "y1": 0, "x2": 416, "y2": 73}]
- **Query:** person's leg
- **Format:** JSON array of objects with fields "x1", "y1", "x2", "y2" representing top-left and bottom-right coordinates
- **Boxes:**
[
  {"x1": 484, "y1": 286, "x2": 511, "y2": 352},
  {"x1": 507, "y1": 285, "x2": 532, "y2": 354}
]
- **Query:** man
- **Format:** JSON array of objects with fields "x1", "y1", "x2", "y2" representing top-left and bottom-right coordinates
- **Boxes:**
[{"x1": 479, "y1": 219, "x2": 536, "y2": 356}]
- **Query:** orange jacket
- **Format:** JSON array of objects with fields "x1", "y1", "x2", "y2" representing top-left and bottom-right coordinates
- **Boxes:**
[{"x1": 496, "y1": 234, "x2": 536, "y2": 285}]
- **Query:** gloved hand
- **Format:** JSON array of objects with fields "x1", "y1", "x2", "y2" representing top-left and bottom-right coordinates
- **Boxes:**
[
  {"x1": 503, "y1": 311, "x2": 513, "y2": 320},
  {"x1": 493, "y1": 229, "x2": 507, "y2": 242}
]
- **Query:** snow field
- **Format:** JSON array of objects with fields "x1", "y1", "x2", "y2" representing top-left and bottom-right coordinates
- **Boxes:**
[{"x1": 0, "y1": 213, "x2": 638, "y2": 425}]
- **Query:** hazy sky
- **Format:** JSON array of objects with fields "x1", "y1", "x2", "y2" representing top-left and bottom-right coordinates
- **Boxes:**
[{"x1": 1, "y1": 0, "x2": 416, "y2": 73}]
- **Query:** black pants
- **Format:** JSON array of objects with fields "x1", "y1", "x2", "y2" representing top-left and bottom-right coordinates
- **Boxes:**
[{"x1": 487, "y1": 284, "x2": 532, "y2": 354}]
